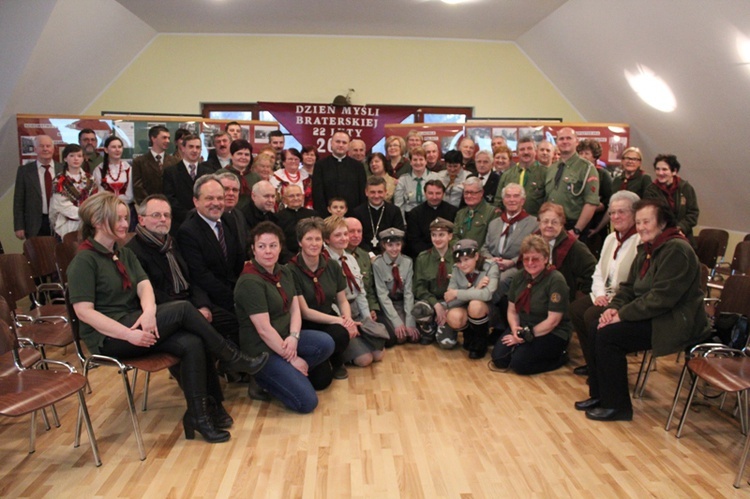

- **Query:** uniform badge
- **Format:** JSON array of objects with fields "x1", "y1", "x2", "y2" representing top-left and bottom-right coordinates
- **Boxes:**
[{"x1": 550, "y1": 292, "x2": 562, "y2": 303}]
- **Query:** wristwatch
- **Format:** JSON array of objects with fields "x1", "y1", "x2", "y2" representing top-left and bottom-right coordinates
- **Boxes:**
[
  {"x1": 572, "y1": 227, "x2": 582, "y2": 236},
  {"x1": 290, "y1": 331, "x2": 301, "y2": 340}
]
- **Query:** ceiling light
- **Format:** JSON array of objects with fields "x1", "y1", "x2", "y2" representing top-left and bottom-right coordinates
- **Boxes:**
[
  {"x1": 624, "y1": 65, "x2": 676, "y2": 113},
  {"x1": 737, "y1": 33, "x2": 750, "y2": 64}
]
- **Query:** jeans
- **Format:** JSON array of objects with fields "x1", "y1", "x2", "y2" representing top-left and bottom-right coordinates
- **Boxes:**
[{"x1": 255, "y1": 329, "x2": 335, "y2": 413}]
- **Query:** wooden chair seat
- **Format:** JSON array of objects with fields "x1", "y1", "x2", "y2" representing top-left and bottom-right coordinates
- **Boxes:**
[
  {"x1": 687, "y1": 357, "x2": 750, "y2": 393},
  {"x1": 124, "y1": 354, "x2": 180, "y2": 373},
  {"x1": 0, "y1": 348, "x2": 41, "y2": 377},
  {"x1": 16, "y1": 321, "x2": 74, "y2": 348},
  {"x1": 0, "y1": 369, "x2": 88, "y2": 417}
]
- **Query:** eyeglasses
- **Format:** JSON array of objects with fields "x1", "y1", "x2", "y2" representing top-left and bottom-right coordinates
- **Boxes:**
[
  {"x1": 622, "y1": 156, "x2": 641, "y2": 162},
  {"x1": 523, "y1": 255, "x2": 544, "y2": 264},
  {"x1": 539, "y1": 218, "x2": 562, "y2": 226},
  {"x1": 608, "y1": 209, "x2": 630, "y2": 217},
  {"x1": 144, "y1": 212, "x2": 171, "y2": 220},
  {"x1": 464, "y1": 190, "x2": 483, "y2": 195}
]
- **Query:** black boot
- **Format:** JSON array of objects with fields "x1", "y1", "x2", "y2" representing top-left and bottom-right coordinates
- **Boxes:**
[
  {"x1": 184, "y1": 397, "x2": 231, "y2": 443},
  {"x1": 467, "y1": 316, "x2": 489, "y2": 359},
  {"x1": 216, "y1": 340, "x2": 269, "y2": 375},
  {"x1": 417, "y1": 321, "x2": 436, "y2": 345},
  {"x1": 208, "y1": 397, "x2": 233, "y2": 429},
  {"x1": 247, "y1": 376, "x2": 271, "y2": 401}
]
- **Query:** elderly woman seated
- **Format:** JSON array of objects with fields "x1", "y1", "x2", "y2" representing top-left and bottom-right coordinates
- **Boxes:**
[
  {"x1": 575, "y1": 199, "x2": 709, "y2": 422},
  {"x1": 491, "y1": 235, "x2": 572, "y2": 374}
]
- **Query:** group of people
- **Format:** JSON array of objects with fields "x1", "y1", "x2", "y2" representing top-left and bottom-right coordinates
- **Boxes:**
[{"x1": 12, "y1": 122, "x2": 710, "y2": 443}]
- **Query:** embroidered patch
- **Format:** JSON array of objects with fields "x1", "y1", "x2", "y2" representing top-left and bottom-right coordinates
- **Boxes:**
[{"x1": 550, "y1": 292, "x2": 562, "y2": 303}]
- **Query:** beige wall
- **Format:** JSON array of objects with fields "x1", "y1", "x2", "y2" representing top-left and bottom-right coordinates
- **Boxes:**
[{"x1": 83, "y1": 35, "x2": 583, "y2": 119}]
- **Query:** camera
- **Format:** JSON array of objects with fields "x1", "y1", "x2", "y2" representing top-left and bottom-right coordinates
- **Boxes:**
[{"x1": 518, "y1": 326, "x2": 535, "y2": 343}]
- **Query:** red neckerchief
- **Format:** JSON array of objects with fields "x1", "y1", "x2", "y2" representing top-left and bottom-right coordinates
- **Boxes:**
[
  {"x1": 242, "y1": 260, "x2": 289, "y2": 312},
  {"x1": 289, "y1": 254, "x2": 327, "y2": 306},
  {"x1": 500, "y1": 209, "x2": 529, "y2": 237},
  {"x1": 639, "y1": 227, "x2": 687, "y2": 278},
  {"x1": 619, "y1": 170, "x2": 642, "y2": 191},
  {"x1": 613, "y1": 226, "x2": 638, "y2": 260},
  {"x1": 515, "y1": 264, "x2": 556, "y2": 314},
  {"x1": 466, "y1": 271, "x2": 478, "y2": 286},
  {"x1": 227, "y1": 166, "x2": 251, "y2": 195},
  {"x1": 340, "y1": 254, "x2": 361, "y2": 293},
  {"x1": 78, "y1": 239, "x2": 132, "y2": 290},
  {"x1": 552, "y1": 232, "x2": 576, "y2": 267},
  {"x1": 390, "y1": 259, "x2": 404, "y2": 295},
  {"x1": 654, "y1": 176, "x2": 680, "y2": 211}
]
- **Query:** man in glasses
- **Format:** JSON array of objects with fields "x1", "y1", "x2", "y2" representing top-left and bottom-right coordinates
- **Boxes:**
[{"x1": 453, "y1": 176, "x2": 499, "y2": 245}]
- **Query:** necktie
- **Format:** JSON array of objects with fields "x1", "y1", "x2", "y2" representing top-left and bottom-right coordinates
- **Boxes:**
[
  {"x1": 437, "y1": 257, "x2": 447, "y2": 289},
  {"x1": 155, "y1": 154, "x2": 162, "y2": 167},
  {"x1": 554, "y1": 163, "x2": 565, "y2": 188},
  {"x1": 43, "y1": 164, "x2": 52, "y2": 207},
  {"x1": 216, "y1": 220, "x2": 228, "y2": 259},
  {"x1": 189, "y1": 164, "x2": 197, "y2": 180},
  {"x1": 415, "y1": 177, "x2": 423, "y2": 203},
  {"x1": 519, "y1": 168, "x2": 526, "y2": 187}
]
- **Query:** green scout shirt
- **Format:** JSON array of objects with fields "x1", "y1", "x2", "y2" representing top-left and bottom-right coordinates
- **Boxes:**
[
  {"x1": 495, "y1": 162, "x2": 547, "y2": 216},
  {"x1": 609, "y1": 238, "x2": 709, "y2": 356},
  {"x1": 351, "y1": 246, "x2": 380, "y2": 313},
  {"x1": 235, "y1": 263, "x2": 297, "y2": 357},
  {"x1": 508, "y1": 268, "x2": 572, "y2": 342},
  {"x1": 414, "y1": 247, "x2": 454, "y2": 306},
  {"x1": 611, "y1": 170, "x2": 652, "y2": 199},
  {"x1": 545, "y1": 153, "x2": 600, "y2": 221},
  {"x1": 454, "y1": 200, "x2": 499, "y2": 245},
  {"x1": 289, "y1": 257, "x2": 346, "y2": 315},
  {"x1": 67, "y1": 238, "x2": 149, "y2": 354},
  {"x1": 551, "y1": 231, "x2": 597, "y2": 301}
]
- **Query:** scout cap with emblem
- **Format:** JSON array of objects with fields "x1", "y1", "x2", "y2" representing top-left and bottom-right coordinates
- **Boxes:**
[
  {"x1": 429, "y1": 217, "x2": 454, "y2": 233},
  {"x1": 452, "y1": 239, "x2": 478, "y2": 260},
  {"x1": 379, "y1": 228, "x2": 405, "y2": 244}
]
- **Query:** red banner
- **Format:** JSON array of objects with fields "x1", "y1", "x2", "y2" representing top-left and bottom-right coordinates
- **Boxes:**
[{"x1": 259, "y1": 102, "x2": 418, "y2": 155}]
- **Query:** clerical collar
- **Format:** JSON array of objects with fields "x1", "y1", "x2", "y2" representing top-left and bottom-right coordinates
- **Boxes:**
[
  {"x1": 369, "y1": 202, "x2": 384, "y2": 210},
  {"x1": 332, "y1": 153, "x2": 347, "y2": 161}
]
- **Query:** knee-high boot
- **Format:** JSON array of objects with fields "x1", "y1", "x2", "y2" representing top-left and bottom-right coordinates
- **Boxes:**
[
  {"x1": 216, "y1": 341, "x2": 269, "y2": 375},
  {"x1": 467, "y1": 315, "x2": 490, "y2": 359}
]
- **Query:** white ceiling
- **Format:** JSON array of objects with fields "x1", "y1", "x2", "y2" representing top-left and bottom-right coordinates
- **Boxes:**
[{"x1": 114, "y1": 0, "x2": 568, "y2": 40}]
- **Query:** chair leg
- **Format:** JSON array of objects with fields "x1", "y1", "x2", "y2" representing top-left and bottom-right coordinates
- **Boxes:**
[
  {"x1": 666, "y1": 364, "x2": 691, "y2": 431},
  {"x1": 49, "y1": 404, "x2": 61, "y2": 428},
  {"x1": 40, "y1": 407, "x2": 51, "y2": 431},
  {"x1": 677, "y1": 370, "x2": 702, "y2": 438},
  {"x1": 74, "y1": 404, "x2": 82, "y2": 448},
  {"x1": 76, "y1": 390, "x2": 102, "y2": 467},
  {"x1": 120, "y1": 368, "x2": 147, "y2": 461},
  {"x1": 736, "y1": 390, "x2": 750, "y2": 488},
  {"x1": 633, "y1": 351, "x2": 652, "y2": 399},
  {"x1": 142, "y1": 371, "x2": 151, "y2": 412},
  {"x1": 29, "y1": 411, "x2": 37, "y2": 454},
  {"x1": 638, "y1": 354, "x2": 657, "y2": 398}
]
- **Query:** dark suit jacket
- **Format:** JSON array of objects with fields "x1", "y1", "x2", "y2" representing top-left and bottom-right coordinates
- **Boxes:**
[
  {"x1": 472, "y1": 171, "x2": 501, "y2": 205},
  {"x1": 162, "y1": 160, "x2": 212, "y2": 231},
  {"x1": 13, "y1": 160, "x2": 62, "y2": 236},
  {"x1": 350, "y1": 201, "x2": 405, "y2": 254},
  {"x1": 132, "y1": 151, "x2": 164, "y2": 204},
  {"x1": 277, "y1": 206, "x2": 318, "y2": 255},
  {"x1": 125, "y1": 232, "x2": 212, "y2": 310},
  {"x1": 404, "y1": 201, "x2": 458, "y2": 259},
  {"x1": 201, "y1": 155, "x2": 225, "y2": 173},
  {"x1": 312, "y1": 155, "x2": 367, "y2": 214},
  {"x1": 176, "y1": 210, "x2": 245, "y2": 311}
]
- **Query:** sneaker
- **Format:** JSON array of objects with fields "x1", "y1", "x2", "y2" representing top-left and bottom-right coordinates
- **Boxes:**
[
  {"x1": 436, "y1": 325, "x2": 457, "y2": 349},
  {"x1": 333, "y1": 365, "x2": 349, "y2": 380}
]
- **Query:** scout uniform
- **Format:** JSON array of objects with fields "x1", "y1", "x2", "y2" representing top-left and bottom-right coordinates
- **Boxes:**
[
  {"x1": 612, "y1": 170, "x2": 652, "y2": 199},
  {"x1": 644, "y1": 178, "x2": 700, "y2": 247},
  {"x1": 495, "y1": 162, "x2": 547, "y2": 216},
  {"x1": 453, "y1": 199, "x2": 499, "y2": 246},
  {"x1": 412, "y1": 218, "x2": 455, "y2": 344},
  {"x1": 350, "y1": 245, "x2": 380, "y2": 316},
  {"x1": 545, "y1": 153, "x2": 600, "y2": 224},
  {"x1": 372, "y1": 228, "x2": 416, "y2": 344},
  {"x1": 394, "y1": 170, "x2": 439, "y2": 217}
]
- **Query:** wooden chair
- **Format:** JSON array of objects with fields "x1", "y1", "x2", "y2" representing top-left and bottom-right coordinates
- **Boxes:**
[
  {"x1": 0, "y1": 314, "x2": 101, "y2": 466},
  {"x1": 710, "y1": 241, "x2": 750, "y2": 290},
  {"x1": 666, "y1": 275, "x2": 750, "y2": 431},
  {"x1": 66, "y1": 289, "x2": 179, "y2": 461},
  {"x1": 0, "y1": 296, "x2": 41, "y2": 376},
  {"x1": 695, "y1": 228, "x2": 729, "y2": 279},
  {"x1": 23, "y1": 236, "x2": 60, "y2": 283},
  {"x1": 54, "y1": 239, "x2": 79, "y2": 286},
  {"x1": 0, "y1": 253, "x2": 68, "y2": 323}
]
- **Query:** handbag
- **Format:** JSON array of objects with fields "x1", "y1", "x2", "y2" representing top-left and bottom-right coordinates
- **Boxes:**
[{"x1": 713, "y1": 312, "x2": 749, "y2": 350}]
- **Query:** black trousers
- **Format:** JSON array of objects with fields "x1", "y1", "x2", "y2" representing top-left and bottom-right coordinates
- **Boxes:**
[
  {"x1": 302, "y1": 321, "x2": 349, "y2": 369},
  {"x1": 568, "y1": 295, "x2": 607, "y2": 366},
  {"x1": 492, "y1": 332, "x2": 567, "y2": 375},
  {"x1": 210, "y1": 306, "x2": 240, "y2": 347},
  {"x1": 99, "y1": 301, "x2": 225, "y2": 404},
  {"x1": 588, "y1": 319, "x2": 652, "y2": 411}
]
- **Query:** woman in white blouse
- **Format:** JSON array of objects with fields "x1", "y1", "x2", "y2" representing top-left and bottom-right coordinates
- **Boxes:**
[
  {"x1": 49, "y1": 143, "x2": 97, "y2": 239},
  {"x1": 568, "y1": 190, "x2": 641, "y2": 376},
  {"x1": 93, "y1": 136, "x2": 135, "y2": 228}
]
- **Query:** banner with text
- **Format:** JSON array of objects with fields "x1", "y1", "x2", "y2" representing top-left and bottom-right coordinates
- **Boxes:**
[{"x1": 259, "y1": 102, "x2": 419, "y2": 155}]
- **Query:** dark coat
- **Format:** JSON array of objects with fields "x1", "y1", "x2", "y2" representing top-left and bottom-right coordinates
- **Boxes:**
[
  {"x1": 162, "y1": 160, "x2": 213, "y2": 231},
  {"x1": 13, "y1": 160, "x2": 62, "y2": 236},
  {"x1": 312, "y1": 155, "x2": 367, "y2": 214},
  {"x1": 350, "y1": 201, "x2": 405, "y2": 254},
  {"x1": 404, "y1": 201, "x2": 458, "y2": 259}
]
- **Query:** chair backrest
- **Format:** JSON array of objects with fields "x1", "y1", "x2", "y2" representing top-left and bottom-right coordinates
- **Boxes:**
[
  {"x1": 695, "y1": 229, "x2": 729, "y2": 269},
  {"x1": 0, "y1": 262, "x2": 15, "y2": 311},
  {"x1": 700, "y1": 263, "x2": 710, "y2": 294},
  {"x1": 731, "y1": 241, "x2": 750, "y2": 275},
  {"x1": 62, "y1": 231, "x2": 81, "y2": 247},
  {"x1": 55, "y1": 240, "x2": 78, "y2": 285},
  {"x1": 0, "y1": 298, "x2": 17, "y2": 356},
  {"x1": 745, "y1": 234, "x2": 750, "y2": 243},
  {"x1": 23, "y1": 236, "x2": 58, "y2": 280},
  {"x1": 717, "y1": 275, "x2": 750, "y2": 318},
  {"x1": 0, "y1": 253, "x2": 37, "y2": 302},
  {"x1": 63, "y1": 287, "x2": 88, "y2": 364}
]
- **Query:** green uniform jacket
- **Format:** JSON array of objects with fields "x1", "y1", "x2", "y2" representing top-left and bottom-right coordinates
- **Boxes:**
[
  {"x1": 545, "y1": 153, "x2": 599, "y2": 221},
  {"x1": 495, "y1": 162, "x2": 547, "y2": 216},
  {"x1": 551, "y1": 231, "x2": 597, "y2": 301},
  {"x1": 612, "y1": 170, "x2": 652, "y2": 199},
  {"x1": 454, "y1": 200, "x2": 499, "y2": 245},
  {"x1": 609, "y1": 238, "x2": 709, "y2": 356},
  {"x1": 644, "y1": 179, "x2": 700, "y2": 246},
  {"x1": 508, "y1": 268, "x2": 572, "y2": 342},
  {"x1": 414, "y1": 248, "x2": 454, "y2": 306},
  {"x1": 351, "y1": 246, "x2": 379, "y2": 313}
]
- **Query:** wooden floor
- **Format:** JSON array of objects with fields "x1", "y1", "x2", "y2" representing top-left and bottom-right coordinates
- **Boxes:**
[{"x1": 2, "y1": 339, "x2": 750, "y2": 498}]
